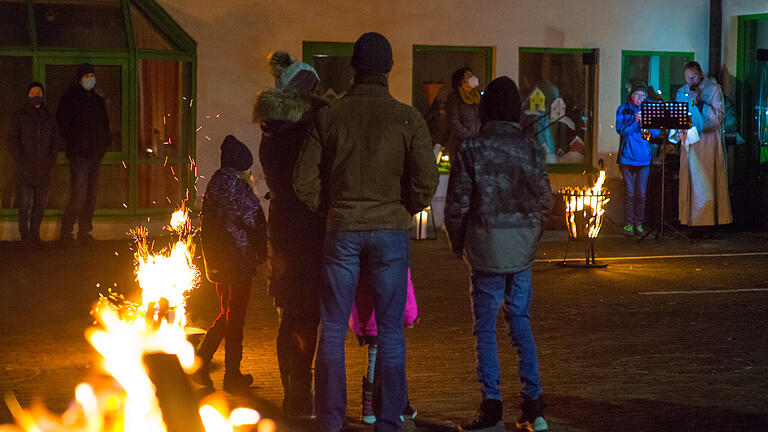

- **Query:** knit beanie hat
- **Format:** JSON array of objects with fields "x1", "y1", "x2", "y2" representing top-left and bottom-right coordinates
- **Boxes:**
[
  {"x1": 220, "y1": 135, "x2": 253, "y2": 171},
  {"x1": 630, "y1": 83, "x2": 648, "y2": 96},
  {"x1": 27, "y1": 82, "x2": 45, "y2": 96},
  {"x1": 268, "y1": 50, "x2": 320, "y2": 95},
  {"x1": 479, "y1": 76, "x2": 522, "y2": 125},
  {"x1": 351, "y1": 32, "x2": 393, "y2": 73},
  {"x1": 77, "y1": 63, "x2": 95, "y2": 80}
]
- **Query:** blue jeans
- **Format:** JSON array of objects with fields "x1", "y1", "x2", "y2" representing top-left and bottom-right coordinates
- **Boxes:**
[
  {"x1": 315, "y1": 230, "x2": 409, "y2": 432},
  {"x1": 620, "y1": 164, "x2": 650, "y2": 226},
  {"x1": 17, "y1": 183, "x2": 49, "y2": 240},
  {"x1": 61, "y1": 157, "x2": 102, "y2": 238},
  {"x1": 470, "y1": 268, "x2": 542, "y2": 402}
]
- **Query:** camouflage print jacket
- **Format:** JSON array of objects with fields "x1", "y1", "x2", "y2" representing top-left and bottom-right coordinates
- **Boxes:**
[{"x1": 444, "y1": 121, "x2": 553, "y2": 273}]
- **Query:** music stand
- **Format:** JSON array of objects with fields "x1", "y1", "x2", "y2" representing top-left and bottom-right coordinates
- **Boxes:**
[{"x1": 637, "y1": 101, "x2": 691, "y2": 241}]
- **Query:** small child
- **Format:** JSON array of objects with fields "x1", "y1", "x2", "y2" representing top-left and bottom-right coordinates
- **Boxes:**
[
  {"x1": 194, "y1": 135, "x2": 267, "y2": 393},
  {"x1": 349, "y1": 268, "x2": 419, "y2": 424}
]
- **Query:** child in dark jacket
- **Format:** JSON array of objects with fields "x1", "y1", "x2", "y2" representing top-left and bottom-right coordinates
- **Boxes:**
[{"x1": 193, "y1": 135, "x2": 267, "y2": 393}]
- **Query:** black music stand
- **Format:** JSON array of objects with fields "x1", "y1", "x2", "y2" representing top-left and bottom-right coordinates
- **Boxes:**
[{"x1": 637, "y1": 101, "x2": 691, "y2": 241}]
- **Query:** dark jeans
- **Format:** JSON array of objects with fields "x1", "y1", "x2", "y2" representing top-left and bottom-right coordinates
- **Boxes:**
[
  {"x1": 196, "y1": 275, "x2": 252, "y2": 374},
  {"x1": 17, "y1": 183, "x2": 49, "y2": 240},
  {"x1": 315, "y1": 230, "x2": 409, "y2": 432},
  {"x1": 60, "y1": 157, "x2": 101, "y2": 239},
  {"x1": 277, "y1": 306, "x2": 319, "y2": 414},
  {"x1": 621, "y1": 164, "x2": 650, "y2": 226}
]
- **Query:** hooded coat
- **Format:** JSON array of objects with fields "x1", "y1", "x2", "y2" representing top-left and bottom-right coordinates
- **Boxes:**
[
  {"x1": 255, "y1": 89, "x2": 327, "y2": 309},
  {"x1": 56, "y1": 83, "x2": 110, "y2": 159},
  {"x1": 8, "y1": 102, "x2": 63, "y2": 185}
]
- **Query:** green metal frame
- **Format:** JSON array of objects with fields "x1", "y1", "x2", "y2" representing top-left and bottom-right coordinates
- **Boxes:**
[
  {"x1": 519, "y1": 47, "x2": 599, "y2": 174},
  {"x1": 301, "y1": 41, "x2": 354, "y2": 64},
  {"x1": 620, "y1": 50, "x2": 694, "y2": 102},
  {"x1": 0, "y1": 0, "x2": 197, "y2": 221},
  {"x1": 411, "y1": 44, "x2": 494, "y2": 105}
]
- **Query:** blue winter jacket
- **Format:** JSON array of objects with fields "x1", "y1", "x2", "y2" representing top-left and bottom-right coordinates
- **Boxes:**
[{"x1": 615, "y1": 102, "x2": 656, "y2": 166}]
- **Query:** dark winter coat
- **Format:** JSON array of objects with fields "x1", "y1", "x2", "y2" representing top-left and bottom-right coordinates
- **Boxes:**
[
  {"x1": 446, "y1": 91, "x2": 480, "y2": 156},
  {"x1": 255, "y1": 89, "x2": 326, "y2": 309},
  {"x1": 294, "y1": 74, "x2": 439, "y2": 231},
  {"x1": 56, "y1": 84, "x2": 111, "y2": 159},
  {"x1": 8, "y1": 103, "x2": 63, "y2": 185},
  {"x1": 445, "y1": 121, "x2": 553, "y2": 273},
  {"x1": 200, "y1": 167, "x2": 267, "y2": 283}
]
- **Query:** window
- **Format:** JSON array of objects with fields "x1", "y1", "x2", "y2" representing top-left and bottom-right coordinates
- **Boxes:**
[
  {"x1": 620, "y1": 51, "x2": 693, "y2": 103},
  {"x1": 519, "y1": 48, "x2": 598, "y2": 171},
  {"x1": 0, "y1": 0, "x2": 196, "y2": 221},
  {"x1": 302, "y1": 41, "x2": 354, "y2": 100}
]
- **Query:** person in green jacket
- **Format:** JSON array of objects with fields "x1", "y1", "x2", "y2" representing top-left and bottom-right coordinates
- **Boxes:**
[{"x1": 294, "y1": 32, "x2": 438, "y2": 432}]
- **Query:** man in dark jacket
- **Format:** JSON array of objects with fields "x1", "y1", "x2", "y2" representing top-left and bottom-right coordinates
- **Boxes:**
[
  {"x1": 8, "y1": 82, "x2": 63, "y2": 245},
  {"x1": 445, "y1": 77, "x2": 552, "y2": 432},
  {"x1": 294, "y1": 32, "x2": 438, "y2": 432},
  {"x1": 56, "y1": 63, "x2": 111, "y2": 245}
]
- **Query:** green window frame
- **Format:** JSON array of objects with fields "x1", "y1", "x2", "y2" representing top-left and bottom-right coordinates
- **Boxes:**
[
  {"x1": 518, "y1": 47, "x2": 599, "y2": 174},
  {"x1": 0, "y1": 0, "x2": 197, "y2": 221},
  {"x1": 620, "y1": 50, "x2": 694, "y2": 103}
]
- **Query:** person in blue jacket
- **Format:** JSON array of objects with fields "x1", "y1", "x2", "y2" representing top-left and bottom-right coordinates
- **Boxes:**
[{"x1": 615, "y1": 83, "x2": 657, "y2": 237}]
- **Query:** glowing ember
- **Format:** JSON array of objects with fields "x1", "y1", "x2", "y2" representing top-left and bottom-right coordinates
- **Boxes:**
[{"x1": 558, "y1": 170, "x2": 610, "y2": 240}]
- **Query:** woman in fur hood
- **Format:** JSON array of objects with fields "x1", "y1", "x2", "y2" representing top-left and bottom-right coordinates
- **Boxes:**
[{"x1": 253, "y1": 50, "x2": 327, "y2": 418}]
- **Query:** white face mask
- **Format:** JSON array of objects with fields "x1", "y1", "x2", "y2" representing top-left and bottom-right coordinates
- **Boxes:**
[
  {"x1": 80, "y1": 76, "x2": 96, "y2": 91},
  {"x1": 468, "y1": 75, "x2": 480, "y2": 89}
]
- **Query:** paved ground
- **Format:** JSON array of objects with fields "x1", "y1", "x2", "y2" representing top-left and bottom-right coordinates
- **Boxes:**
[{"x1": 1, "y1": 226, "x2": 767, "y2": 431}]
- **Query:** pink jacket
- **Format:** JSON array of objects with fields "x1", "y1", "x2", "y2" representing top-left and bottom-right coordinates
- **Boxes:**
[{"x1": 349, "y1": 268, "x2": 418, "y2": 337}]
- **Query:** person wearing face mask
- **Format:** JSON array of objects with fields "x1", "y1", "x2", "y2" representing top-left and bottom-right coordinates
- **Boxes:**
[
  {"x1": 8, "y1": 82, "x2": 64, "y2": 247},
  {"x1": 674, "y1": 61, "x2": 732, "y2": 237},
  {"x1": 446, "y1": 67, "x2": 481, "y2": 157},
  {"x1": 56, "y1": 63, "x2": 111, "y2": 246}
]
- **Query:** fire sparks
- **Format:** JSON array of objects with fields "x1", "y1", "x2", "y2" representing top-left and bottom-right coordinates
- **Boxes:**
[
  {"x1": 558, "y1": 170, "x2": 610, "y2": 239},
  {"x1": 3, "y1": 207, "x2": 268, "y2": 432}
]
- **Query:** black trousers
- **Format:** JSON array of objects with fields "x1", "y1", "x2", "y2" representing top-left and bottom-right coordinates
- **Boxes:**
[
  {"x1": 60, "y1": 157, "x2": 101, "y2": 239},
  {"x1": 277, "y1": 305, "x2": 319, "y2": 414},
  {"x1": 17, "y1": 183, "x2": 49, "y2": 240}
]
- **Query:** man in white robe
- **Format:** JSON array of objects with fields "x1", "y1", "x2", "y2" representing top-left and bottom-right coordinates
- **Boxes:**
[{"x1": 675, "y1": 61, "x2": 732, "y2": 228}]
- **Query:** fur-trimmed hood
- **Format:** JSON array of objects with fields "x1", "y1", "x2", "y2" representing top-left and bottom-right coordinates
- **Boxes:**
[{"x1": 253, "y1": 89, "x2": 318, "y2": 123}]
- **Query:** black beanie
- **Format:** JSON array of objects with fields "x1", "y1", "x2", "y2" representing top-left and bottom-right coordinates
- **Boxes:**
[
  {"x1": 351, "y1": 32, "x2": 393, "y2": 73},
  {"x1": 77, "y1": 63, "x2": 95, "y2": 80},
  {"x1": 220, "y1": 135, "x2": 253, "y2": 171},
  {"x1": 630, "y1": 83, "x2": 648, "y2": 96},
  {"x1": 27, "y1": 82, "x2": 45, "y2": 96},
  {"x1": 479, "y1": 76, "x2": 522, "y2": 125}
]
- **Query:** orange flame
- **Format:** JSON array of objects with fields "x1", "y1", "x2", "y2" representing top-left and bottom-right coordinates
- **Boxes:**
[{"x1": 559, "y1": 171, "x2": 611, "y2": 239}]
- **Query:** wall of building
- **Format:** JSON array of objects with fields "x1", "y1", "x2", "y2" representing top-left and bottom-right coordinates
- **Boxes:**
[{"x1": 156, "y1": 0, "x2": 715, "y2": 209}]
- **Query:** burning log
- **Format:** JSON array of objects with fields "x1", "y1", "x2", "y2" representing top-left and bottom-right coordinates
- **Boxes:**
[{"x1": 556, "y1": 171, "x2": 610, "y2": 267}]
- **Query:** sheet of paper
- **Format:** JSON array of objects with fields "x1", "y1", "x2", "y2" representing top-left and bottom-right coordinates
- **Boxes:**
[{"x1": 685, "y1": 126, "x2": 700, "y2": 147}]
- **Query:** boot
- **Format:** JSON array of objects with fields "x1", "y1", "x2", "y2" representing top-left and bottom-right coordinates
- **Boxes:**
[
  {"x1": 515, "y1": 397, "x2": 548, "y2": 432},
  {"x1": 190, "y1": 361, "x2": 214, "y2": 389},
  {"x1": 459, "y1": 399, "x2": 504, "y2": 432},
  {"x1": 361, "y1": 375, "x2": 376, "y2": 424},
  {"x1": 223, "y1": 371, "x2": 253, "y2": 393}
]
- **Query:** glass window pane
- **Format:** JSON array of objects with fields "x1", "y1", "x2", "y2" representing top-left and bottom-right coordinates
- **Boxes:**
[
  {"x1": 313, "y1": 55, "x2": 353, "y2": 100},
  {"x1": 130, "y1": 4, "x2": 174, "y2": 50},
  {"x1": 412, "y1": 48, "x2": 489, "y2": 115},
  {"x1": 0, "y1": 1, "x2": 31, "y2": 46},
  {"x1": 622, "y1": 54, "x2": 689, "y2": 103},
  {"x1": 137, "y1": 163, "x2": 183, "y2": 208},
  {"x1": 45, "y1": 64, "x2": 122, "y2": 153},
  {"x1": 138, "y1": 59, "x2": 183, "y2": 159},
  {"x1": 47, "y1": 162, "x2": 128, "y2": 209},
  {"x1": 0, "y1": 56, "x2": 33, "y2": 210},
  {"x1": 519, "y1": 51, "x2": 595, "y2": 164},
  {"x1": 34, "y1": 0, "x2": 126, "y2": 48}
]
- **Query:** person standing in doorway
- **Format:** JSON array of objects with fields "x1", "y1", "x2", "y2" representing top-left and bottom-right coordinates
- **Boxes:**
[
  {"x1": 294, "y1": 32, "x2": 438, "y2": 432},
  {"x1": 57, "y1": 63, "x2": 110, "y2": 246},
  {"x1": 446, "y1": 67, "x2": 481, "y2": 158},
  {"x1": 8, "y1": 82, "x2": 63, "y2": 247},
  {"x1": 445, "y1": 77, "x2": 552, "y2": 432},
  {"x1": 615, "y1": 83, "x2": 657, "y2": 237},
  {"x1": 675, "y1": 61, "x2": 732, "y2": 237}
]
